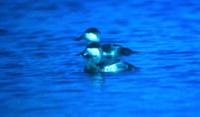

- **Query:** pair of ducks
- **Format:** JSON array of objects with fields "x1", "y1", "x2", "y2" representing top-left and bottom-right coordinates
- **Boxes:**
[{"x1": 75, "y1": 28, "x2": 137, "y2": 74}]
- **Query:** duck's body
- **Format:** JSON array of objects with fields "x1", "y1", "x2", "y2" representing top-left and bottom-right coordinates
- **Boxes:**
[
  {"x1": 84, "y1": 58, "x2": 135, "y2": 73},
  {"x1": 99, "y1": 59, "x2": 135, "y2": 73},
  {"x1": 80, "y1": 43, "x2": 135, "y2": 58},
  {"x1": 82, "y1": 42, "x2": 135, "y2": 74},
  {"x1": 101, "y1": 44, "x2": 135, "y2": 58}
]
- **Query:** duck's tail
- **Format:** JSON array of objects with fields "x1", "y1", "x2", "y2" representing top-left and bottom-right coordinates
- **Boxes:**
[
  {"x1": 121, "y1": 47, "x2": 138, "y2": 56},
  {"x1": 125, "y1": 62, "x2": 139, "y2": 71}
]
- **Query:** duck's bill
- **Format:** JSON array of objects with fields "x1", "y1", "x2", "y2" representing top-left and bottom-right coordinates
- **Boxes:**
[
  {"x1": 75, "y1": 51, "x2": 85, "y2": 56},
  {"x1": 75, "y1": 52, "x2": 82, "y2": 56},
  {"x1": 74, "y1": 35, "x2": 83, "y2": 41},
  {"x1": 75, "y1": 51, "x2": 92, "y2": 58}
]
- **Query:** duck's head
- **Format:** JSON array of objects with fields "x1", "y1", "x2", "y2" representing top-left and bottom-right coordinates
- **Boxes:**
[
  {"x1": 75, "y1": 27, "x2": 100, "y2": 42},
  {"x1": 80, "y1": 42, "x2": 102, "y2": 64}
]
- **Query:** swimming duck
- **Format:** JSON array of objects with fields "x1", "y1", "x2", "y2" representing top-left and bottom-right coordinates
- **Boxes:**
[
  {"x1": 75, "y1": 27, "x2": 137, "y2": 58},
  {"x1": 81, "y1": 42, "x2": 135, "y2": 73}
]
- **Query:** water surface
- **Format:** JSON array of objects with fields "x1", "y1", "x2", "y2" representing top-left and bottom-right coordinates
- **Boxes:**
[{"x1": 0, "y1": 0, "x2": 200, "y2": 117}]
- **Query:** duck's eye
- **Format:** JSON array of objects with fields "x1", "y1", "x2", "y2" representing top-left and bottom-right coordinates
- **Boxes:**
[{"x1": 85, "y1": 33, "x2": 98, "y2": 41}]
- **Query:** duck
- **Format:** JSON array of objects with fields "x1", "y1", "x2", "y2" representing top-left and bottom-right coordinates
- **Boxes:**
[
  {"x1": 81, "y1": 42, "x2": 136, "y2": 73},
  {"x1": 75, "y1": 27, "x2": 137, "y2": 58}
]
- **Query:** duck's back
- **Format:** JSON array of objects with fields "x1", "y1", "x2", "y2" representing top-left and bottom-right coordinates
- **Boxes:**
[{"x1": 101, "y1": 44, "x2": 134, "y2": 57}]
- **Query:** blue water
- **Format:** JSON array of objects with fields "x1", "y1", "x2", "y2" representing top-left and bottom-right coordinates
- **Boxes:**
[{"x1": 0, "y1": 0, "x2": 200, "y2": 117}]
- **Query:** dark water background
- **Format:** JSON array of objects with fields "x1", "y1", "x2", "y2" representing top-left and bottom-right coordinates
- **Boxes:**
[{"x1": 0, "y1": 0, "x2": 200, "y2": 117}]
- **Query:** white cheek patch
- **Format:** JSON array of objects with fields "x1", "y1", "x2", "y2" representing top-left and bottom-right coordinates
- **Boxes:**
[
  {"x1": 85, "y1": 33, "x2": 99, "y2": 42},
  {"x1": 87, "y1": 48, "x2": 100, "y2": 57}
]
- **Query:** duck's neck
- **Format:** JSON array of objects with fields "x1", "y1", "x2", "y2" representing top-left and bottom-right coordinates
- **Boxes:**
[{"x1": 85, "y1": 60, "x2": 100, "y2": 73}]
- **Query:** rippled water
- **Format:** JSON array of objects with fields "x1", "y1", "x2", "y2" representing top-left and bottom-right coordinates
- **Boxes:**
[{"x1": 0, "y1": 0, "x2": 200, "y2": 117}]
